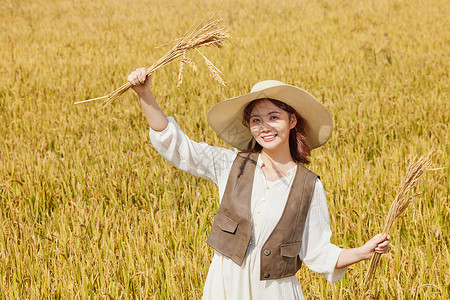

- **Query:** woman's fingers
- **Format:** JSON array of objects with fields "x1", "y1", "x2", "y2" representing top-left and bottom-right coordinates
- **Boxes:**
[
  {"x1": 375, "y1": 243, "x2": 389, "y2": 252},
  {"x1": 128, "y1": 68, "x2": 146, "y2": 86},
  {"x1": 375, "y1": 246, "x2": 389, "y2": 253},
  {"x1": 378, "y1": 240, "x2": 390, "y2": 247},
  {"x1": 375, "y1": 233, "x2": 390, "y2": 253},
  {"x1": 128, "y1": 71, "x2": 138, "y2": 86},
  {"x1": 128, "y1": 67, "x2": 153, "y2": 96},
  {"x1": 138, "y1": 67, "x2": 147, "y2": 84}
]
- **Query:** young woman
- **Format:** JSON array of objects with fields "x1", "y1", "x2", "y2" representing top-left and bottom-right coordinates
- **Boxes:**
[{"x1": 128, "y1": 67, "x2": 390, "y2": 299}]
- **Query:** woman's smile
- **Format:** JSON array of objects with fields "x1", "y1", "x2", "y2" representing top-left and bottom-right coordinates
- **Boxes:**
[
  {"x1": 249, "y1": 99, "x2": 295, "y2": 151},
  {"x1": 261, "y1": 134, "x2": 277, "y2": 142}
]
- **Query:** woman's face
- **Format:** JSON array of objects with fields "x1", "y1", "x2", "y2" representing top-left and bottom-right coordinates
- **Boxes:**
[{"x1": 248, "y1": 99, "x2": 297, "y2": 152}]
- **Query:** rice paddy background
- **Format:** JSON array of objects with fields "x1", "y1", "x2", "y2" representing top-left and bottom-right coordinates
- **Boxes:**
[{"x1": 0, "y1": 0, "x2": 448, "y2": 298}]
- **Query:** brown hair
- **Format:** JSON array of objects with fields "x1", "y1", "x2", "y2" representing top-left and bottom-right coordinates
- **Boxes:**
[{"x1": 241, "y1": 98, "x2": 311, "y2": 164}]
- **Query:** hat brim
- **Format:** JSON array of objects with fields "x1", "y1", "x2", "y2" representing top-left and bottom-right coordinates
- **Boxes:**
[{"x1": 207, "y1": 84, "x2": 333, "y2": 150}]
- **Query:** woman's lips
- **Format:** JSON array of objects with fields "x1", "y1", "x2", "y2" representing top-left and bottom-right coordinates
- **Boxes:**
[{"x1": 261, "y1": 134, "x2": 277, "y2": 142}]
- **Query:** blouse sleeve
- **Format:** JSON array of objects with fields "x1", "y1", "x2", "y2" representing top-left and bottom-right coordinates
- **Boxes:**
[
  {"x1": 299, "y1": 178, "x2": 348, "y2": 283},
  {"x1": 149, "y1": 117, "x2": 237, "y2": 185}
]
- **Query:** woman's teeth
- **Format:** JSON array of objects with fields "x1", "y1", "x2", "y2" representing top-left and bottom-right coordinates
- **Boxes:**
[{"x1": 262, "y1": 134, "x2": 276, "y2": 141}]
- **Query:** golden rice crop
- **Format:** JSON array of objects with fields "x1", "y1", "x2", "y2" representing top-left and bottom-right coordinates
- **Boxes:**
[{"x1": 0, "y1": 0, "x2": 448, "y2": 299}]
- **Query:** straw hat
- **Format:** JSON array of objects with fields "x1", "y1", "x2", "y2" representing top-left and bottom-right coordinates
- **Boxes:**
[{"x1": 206, "y1": 80, "x2": 333, "y2": 150}]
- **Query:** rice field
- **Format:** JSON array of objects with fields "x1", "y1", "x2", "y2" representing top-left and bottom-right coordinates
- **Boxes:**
[{"x1": 0, "y1": 0, "x2": 448, "y2": 298}]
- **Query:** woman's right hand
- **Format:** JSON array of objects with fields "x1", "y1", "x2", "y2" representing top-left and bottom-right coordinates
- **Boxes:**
[
  {"x1": 128, "y1": 67, "x2": 152, "y2": 96},
  {"x1": 127, "y1": 67, "x2": 168, "y2": 131}
]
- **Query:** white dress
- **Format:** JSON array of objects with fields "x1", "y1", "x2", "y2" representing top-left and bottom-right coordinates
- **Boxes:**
[{"x1": 149, "y1": 117, "x2": 348, "y2": 300}]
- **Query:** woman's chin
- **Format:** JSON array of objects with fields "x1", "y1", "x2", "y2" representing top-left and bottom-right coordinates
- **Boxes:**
[{"x1": 259, "y1": 141, "x2": 281, "y2": 151}]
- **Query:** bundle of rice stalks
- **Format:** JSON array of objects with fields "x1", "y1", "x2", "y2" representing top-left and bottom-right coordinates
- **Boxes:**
[
  {"x1": 362, "y1": 151, "x2": 434, "y2": 288},
  {"x1": 75, "y1": 18, "x2": 230, "y2": 107}
]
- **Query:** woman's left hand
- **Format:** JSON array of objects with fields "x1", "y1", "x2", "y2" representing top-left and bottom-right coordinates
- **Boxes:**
[
  {"x1": 335, "y1": 233, "x2": 391, "y2": 268},
  {"x1": 361, "y1": 233, "x2": 391, "y2": 259}
]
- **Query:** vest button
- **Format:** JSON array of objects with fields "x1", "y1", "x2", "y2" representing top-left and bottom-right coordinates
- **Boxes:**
[
  {"x1": 263, "y1": 271, "x2": 270, "y2": 278},
  {"x1": 263, "y1": 249, "x2": 271, "y2": 256}
]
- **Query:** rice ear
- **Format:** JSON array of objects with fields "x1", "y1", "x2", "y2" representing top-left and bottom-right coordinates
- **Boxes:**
[
  {"x1": 75, "y1": 18, "x2": 230, "y2": 106},
  {"x1": 182, "y1": 57, "x2": 197, "y2": 71},
  {"x1": 177, "y1": 59, "x2": 185, "y2": 88},
  {"x1": 362, "y1": 151, "x2": 433, "y2": 289},
  {"x1": 196, "y1": 49, "x2": 226, "y2": 86}
]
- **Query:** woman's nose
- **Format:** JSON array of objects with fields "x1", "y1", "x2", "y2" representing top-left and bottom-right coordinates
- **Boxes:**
[{"x1": 260, "y1": 120, "x2": 272, "y2": 131}]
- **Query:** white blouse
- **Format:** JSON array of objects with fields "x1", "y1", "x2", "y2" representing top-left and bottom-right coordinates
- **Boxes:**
[{"x1": 149, "y1": 117, "x2": 347, "y2": 300}]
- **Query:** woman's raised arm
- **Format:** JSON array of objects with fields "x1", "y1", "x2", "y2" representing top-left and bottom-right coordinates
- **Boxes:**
[
  {"x1": 127, "y1": 67, "x2": 237, "y2": 186},
  {"x1": 128, "y1": 67, "x2": 168, "y2": 132}
]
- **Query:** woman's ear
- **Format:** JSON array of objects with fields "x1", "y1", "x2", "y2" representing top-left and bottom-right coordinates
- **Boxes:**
[{"x1": 289, "y1": 114, "x2": 297, "y2": 129}]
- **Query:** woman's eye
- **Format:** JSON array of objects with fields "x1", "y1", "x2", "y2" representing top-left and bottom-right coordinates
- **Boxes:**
[
  {"x1": 251, "y1": 118, "x2": 260, "y2": 123},
  {"x1": 270, "y1": 116, "x2": 278, "y2": 120}
]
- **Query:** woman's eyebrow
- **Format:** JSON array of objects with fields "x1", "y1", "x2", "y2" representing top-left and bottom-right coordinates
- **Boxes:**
[
  {"x1": 267, "y1": 110, "x2": 281, "y2": 115},
  {"x1": 250, "y1": 111, "x2": 281, "y2": 118}
]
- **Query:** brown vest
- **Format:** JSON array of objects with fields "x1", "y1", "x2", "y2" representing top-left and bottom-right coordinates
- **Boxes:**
[{"x1": 207, "y1": 152, "x2": 318, "y2": 280}]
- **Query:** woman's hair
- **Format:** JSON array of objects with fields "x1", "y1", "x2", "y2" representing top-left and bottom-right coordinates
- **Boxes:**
[{"x1": 241, "y1": 98, "x2": 311, "y2": 164}]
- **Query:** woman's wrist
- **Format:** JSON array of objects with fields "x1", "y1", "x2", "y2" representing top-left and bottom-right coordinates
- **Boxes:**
[
  {"x1": 335, "y1": 247, "x2": 370, "y2": 269},
  {"x1": 356, "y1": 246, "x2": 372, "y2": 261},
  {"x1": 137, "y1": 89, "x2": 154, "y2": 101}
]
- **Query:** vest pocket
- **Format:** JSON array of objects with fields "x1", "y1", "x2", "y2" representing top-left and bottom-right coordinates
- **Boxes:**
[
  {"x1": 214, "y1": 212, "x2": 238, "y2": 234},
  {"x1": 280, "y1": 242, "x2": 302, "y2": 257}
]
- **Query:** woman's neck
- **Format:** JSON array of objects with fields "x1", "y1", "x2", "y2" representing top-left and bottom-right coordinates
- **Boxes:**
[{"x1": 260, "y1": 148, "x2": 296, "y2": 170}]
